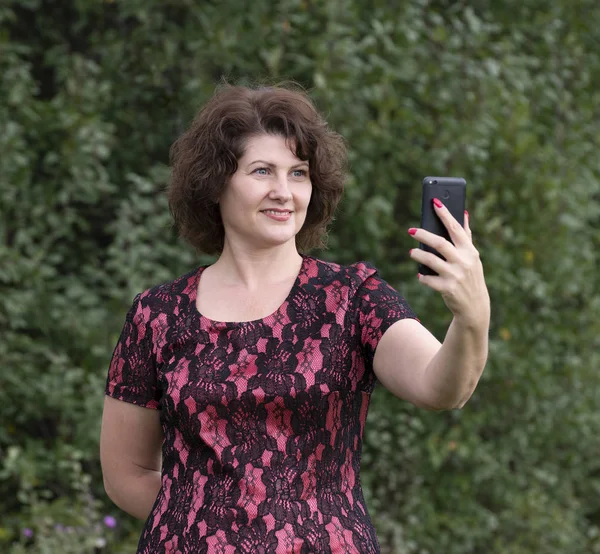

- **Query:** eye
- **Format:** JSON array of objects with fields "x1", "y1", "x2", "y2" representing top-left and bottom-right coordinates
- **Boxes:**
[
  {"x1": 292, "y1": 169, "x2": 308, "y2": 178},
  {"x1": 252, "y1": 167, "x2": 270, "y2": 176}
]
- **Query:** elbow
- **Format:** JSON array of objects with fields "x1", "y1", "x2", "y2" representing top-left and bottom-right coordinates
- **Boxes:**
[
  {"x1": 451, "y1": 388, "x2": 477, "y2": 410},
  {"x1": 102, "y1": 469, "x2": 128, "y2": 511},
  {"x1": 423, "y1": 400, "x2": 461, "y2": 412},
  {"x1": 446, "y1": 377, "x2": 480, "y2": 410},
  {"x1": 422, "y1": 390, "x2": 474, "y2": 411},
  {"x1": 415, "y1": 396, "x2": 457, "y2": 411},
  {"x1": 412, "y1": 391, "x2": 459, "y2": 411},
  {"x1": 103, "y1": 476, "x2": 134, "y2": 517},
  {"x1": 103, "y1": 475, "x2": 119, "y2": 506}
]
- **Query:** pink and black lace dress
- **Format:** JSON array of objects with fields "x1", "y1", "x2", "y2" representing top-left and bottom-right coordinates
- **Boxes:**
[{"x1": 106, "y1": 256, "x2": 417, "y2": 553}]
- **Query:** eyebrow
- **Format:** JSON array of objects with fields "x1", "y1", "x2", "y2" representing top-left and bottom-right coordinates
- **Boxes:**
[{"x1": 248, "y1": 159, "x2": 309, "y2": 169}]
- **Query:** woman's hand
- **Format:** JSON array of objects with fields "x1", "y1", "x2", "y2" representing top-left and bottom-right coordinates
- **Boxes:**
[{"x1": 408, "y1": 198, "x2": 490, "y2": 328}]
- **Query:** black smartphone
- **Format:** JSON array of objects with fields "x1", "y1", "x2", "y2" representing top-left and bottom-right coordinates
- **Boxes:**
[{"x1": 418, "y1": 176, "x2": 467, "y2": 276}]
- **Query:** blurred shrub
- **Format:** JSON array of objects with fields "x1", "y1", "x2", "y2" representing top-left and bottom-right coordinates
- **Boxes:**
[{"x1": 1, "y1": 0, "x2": 599, "y2": 552}]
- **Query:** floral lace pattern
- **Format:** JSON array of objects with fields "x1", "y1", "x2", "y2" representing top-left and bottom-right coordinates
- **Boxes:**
[{"x1": 106, "y1": 256, "x2": 417, "y2": 553}]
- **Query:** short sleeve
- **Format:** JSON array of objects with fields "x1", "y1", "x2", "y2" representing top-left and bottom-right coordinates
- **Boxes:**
[
  {"x1": 353, "y1": 267, "x2": 419, "y2": 370},
  {"x1": 105, "y1": 293, "x2": 161, "y2": 409}
]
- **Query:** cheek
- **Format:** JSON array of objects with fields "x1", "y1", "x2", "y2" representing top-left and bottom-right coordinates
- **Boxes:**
[
  {"x1": 300, "y1": 189, "x2": 315, "y2": 222},
  {"x1": 227, "y1": 187, "x2": 257, "y2": 210},
  {"x1": 301, "y1": 183, "x2": 313, "y2": 206}
]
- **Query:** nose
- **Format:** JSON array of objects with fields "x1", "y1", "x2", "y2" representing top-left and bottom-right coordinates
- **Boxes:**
[{"x1": 269, "y1": 172, "x2": 293, "y2": 202}]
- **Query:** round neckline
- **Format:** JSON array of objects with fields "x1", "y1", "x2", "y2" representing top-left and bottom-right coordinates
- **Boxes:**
[{"x1": 189, "y1": 255, "x2": 309, "y2": 328}]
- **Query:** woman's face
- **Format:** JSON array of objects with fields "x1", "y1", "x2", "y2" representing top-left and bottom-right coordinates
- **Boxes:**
[{"x1": 219, "y1": 134, "x2": 313, "y2": 252}]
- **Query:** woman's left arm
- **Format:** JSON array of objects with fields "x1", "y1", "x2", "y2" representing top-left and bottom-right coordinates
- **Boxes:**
[{"x1": 373, "y1": 202, "x2": 490, "y2": 410}]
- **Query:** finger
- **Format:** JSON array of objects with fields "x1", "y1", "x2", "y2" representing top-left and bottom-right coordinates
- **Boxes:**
[
  {"x1": 464, "y1": 210, "x2": 472, "y2": 240},
  {"x1": 408, "y1": 227, "x2": 457, "y2": 262},
  {"x1": 416, "y1": 271, "x2": 446, "y2": 292},
  {"x1": 410, "y1": 248, "x2": 449, "y2": 276},
  {"x1": 432, "y1": 198, "x2": 470, "y2": 246}
]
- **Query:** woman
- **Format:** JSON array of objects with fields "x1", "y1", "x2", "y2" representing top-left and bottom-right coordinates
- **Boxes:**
[{"x1": 100, "y1": 84, "x2": 490, "y2": 553}]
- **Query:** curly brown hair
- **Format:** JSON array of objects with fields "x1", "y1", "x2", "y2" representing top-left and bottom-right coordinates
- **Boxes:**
[{"x1": 167, "y1": 83, "x2": 347, "y2": 255}]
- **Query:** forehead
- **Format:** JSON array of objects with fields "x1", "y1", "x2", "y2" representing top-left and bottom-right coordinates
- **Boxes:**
[{"x1": 240, "y1": 134, "x2": 305, "y2": 164}]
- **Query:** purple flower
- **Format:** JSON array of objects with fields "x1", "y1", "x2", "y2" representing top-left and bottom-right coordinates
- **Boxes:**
[
  {"x1": 103, "y1": 515, "x2": 117, "y2": 529},
  {"x1": 22, "y1": 528, "x2": 34, "y2": 538},
  {"x1": 54, "y1": 524, "x2": 66, "y2": 533}
]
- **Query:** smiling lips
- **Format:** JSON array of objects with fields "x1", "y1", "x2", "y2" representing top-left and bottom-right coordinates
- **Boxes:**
[{"x1": 261, "y1": 209, "x2": 293, "y2": 221}]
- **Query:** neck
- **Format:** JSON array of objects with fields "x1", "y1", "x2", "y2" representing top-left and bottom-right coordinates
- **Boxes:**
[{"x1": 212, "y1": 243, "x2": 304, "y2": 287}]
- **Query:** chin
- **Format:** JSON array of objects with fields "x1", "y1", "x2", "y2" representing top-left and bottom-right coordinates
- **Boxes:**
[{"x1": 258, "y1": 230, "x2": 299, "y2": 248}]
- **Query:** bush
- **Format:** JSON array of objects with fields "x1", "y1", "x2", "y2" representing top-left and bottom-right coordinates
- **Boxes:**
[{"x1": 2, "y1": 1, "x2": 599, "y2": 552}]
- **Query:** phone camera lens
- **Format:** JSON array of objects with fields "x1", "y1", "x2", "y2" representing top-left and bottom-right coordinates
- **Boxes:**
[{"x1": 433, "y1": 180, "x2": 438, "y2": 185}]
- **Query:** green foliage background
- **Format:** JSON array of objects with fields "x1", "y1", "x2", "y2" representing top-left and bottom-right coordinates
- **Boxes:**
[{"x1": 2, "y1": 0, "x2": 600, "y2": 552}]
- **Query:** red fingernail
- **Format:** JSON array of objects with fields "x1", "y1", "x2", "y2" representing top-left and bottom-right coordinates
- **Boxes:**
[
  {"x1": 464, "y1": 210, "x2": 469, "y2": 217},
  {"x1": 408, "y1": 228, "x2": 417, "y2": 236},
  {"x1": 417, "y1": 273, "x2": 422, "y2": 279},
  {"x1": 433, "y1": 198, "x2": 443, "y2": 208}
]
